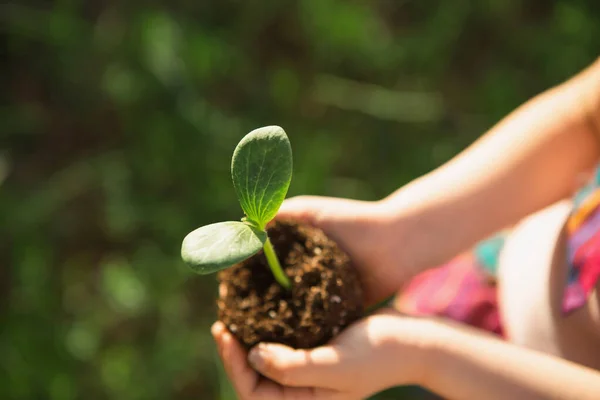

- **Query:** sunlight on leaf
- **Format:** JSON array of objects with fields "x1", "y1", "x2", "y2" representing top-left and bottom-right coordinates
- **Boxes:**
[
  {"x1": 231, "y1": 126, "x2": 292, "y2": 228},
  {"x1": 181, "y1": 221, "x2": 266, "y2": 274}
]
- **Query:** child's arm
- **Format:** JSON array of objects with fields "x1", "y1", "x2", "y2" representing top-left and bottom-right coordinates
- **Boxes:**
[
  {"x1": 427, "y1": 320, "x2": 600, "y2": 400},
  {"x1": 383, "y1": 58, "x2": 600, "y2": 274}
]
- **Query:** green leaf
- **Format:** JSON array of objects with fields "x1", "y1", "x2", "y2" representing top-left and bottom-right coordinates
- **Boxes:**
[
  {"x1": 231, "y1": 126, "x2": 292, "y2": 228},
  {"x1": 181, "y1": 221, "x2": 266, "y2": 274}
]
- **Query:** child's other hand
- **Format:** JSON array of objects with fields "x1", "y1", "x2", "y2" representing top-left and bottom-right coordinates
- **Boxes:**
[
  {"x1": 211, "y1": 309, "x2": 435, "y2": 400},
  {"x1": 277, "y1": 196, "x2": 407, "y2": 305}
]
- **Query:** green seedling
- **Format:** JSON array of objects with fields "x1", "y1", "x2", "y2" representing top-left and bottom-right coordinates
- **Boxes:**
[{"x1": 181, "y1": 126, "x2": 292, "y2": 289}]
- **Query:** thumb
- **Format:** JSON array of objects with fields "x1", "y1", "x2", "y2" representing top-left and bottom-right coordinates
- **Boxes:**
[
  {"x1": 277, "y1": 195, "x2": 371, "y2": 225},
  {"x1": 277, "y1": 195, "x2": 335, "y2": 227},
  {"x1": 247, "y1": 342, "x2": 343, "y2": 389}
]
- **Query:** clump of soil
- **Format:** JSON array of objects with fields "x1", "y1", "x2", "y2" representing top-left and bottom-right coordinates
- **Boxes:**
[{"x1": 217, "y1": 220, "x2": 364, "y2": 350}]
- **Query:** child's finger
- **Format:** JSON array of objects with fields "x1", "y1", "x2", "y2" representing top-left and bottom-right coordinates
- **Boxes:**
[
  {"x1": 247, "y1": 342, "x2": 343, "y2": 390},
  {"x1": 212, "y1": 322, "x2": 260, "y2": 397},
  {"x1": 213, "y1": 325, "x2": 341, "y2": 400},
  {"x1": 277, "y1": 196, "x2": 328, "y2": 224}
]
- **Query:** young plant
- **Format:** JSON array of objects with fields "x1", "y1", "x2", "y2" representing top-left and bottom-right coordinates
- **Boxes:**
[{"x1": 181, "y1": 126, "x2": 292, "y2": 289}]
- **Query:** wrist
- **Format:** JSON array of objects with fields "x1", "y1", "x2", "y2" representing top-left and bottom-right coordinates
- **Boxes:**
[
  {"x1": 404, "y1": 319, "x2": 451, "y2": 389},
  {"x1": 414, "y1": 319, "x2": 488, "y2": 395},
  {"x1": 376, "y1": 315, "x2": 449, "y2": 389},
  {"x1": 357, "y1": 198, "x2": 408, "y2": 267},
  {"x1": 413, "y1": 320, "x2": 456, "y2": 391},
  {"x1": 381, "y1": 178, "x2": 477, "y2": 277},
  {"x1": 378, "y1": 192, "x2": 441, "y2": 279}
]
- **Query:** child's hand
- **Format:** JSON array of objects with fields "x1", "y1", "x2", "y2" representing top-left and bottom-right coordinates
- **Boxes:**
[
  {"x1": 277, "y1": 196, "x2": 408, "y2": 305},
  {"x1": 211, "y1": 309, "x2": 435, "y2": 400}
]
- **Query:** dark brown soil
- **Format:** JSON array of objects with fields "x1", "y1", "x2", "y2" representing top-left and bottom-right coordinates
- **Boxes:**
[{"x1": 217, "y1": 220, "x2": 364, "y2": 350}]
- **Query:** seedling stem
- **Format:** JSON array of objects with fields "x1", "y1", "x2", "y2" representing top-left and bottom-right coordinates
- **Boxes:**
[{"x1": 263, "y1": 237, "x2": 291, "y2": 289}]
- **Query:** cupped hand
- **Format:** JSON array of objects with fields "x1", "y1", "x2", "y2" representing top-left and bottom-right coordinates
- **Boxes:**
[
  {"x1": 211, "y1": 308, "x2": 434, "y2": 400},
  {"x1": 276, "y1": 195, "x2": 408, "y2": 306}
]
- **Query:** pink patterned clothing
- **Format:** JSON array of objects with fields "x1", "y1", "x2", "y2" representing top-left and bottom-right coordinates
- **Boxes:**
[{"x1": 397, "y1": 165, "x2": 600, "y2": 336}]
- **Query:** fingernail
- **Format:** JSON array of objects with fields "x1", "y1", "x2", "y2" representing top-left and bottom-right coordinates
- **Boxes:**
[
  {"x1": 211, "y1": 323, "x2": 219, "y2": 337},
  {"x1": 248, "y1": 344, "x2": 268, "y2": 370},
  {"x1": 221, "y1": 332, "x2": 232, "y2": 345}
]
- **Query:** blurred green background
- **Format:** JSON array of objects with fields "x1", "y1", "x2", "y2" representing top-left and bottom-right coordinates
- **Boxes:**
[{"x1": 1, "y1": 1, "x2": 598, "y2": 399}]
